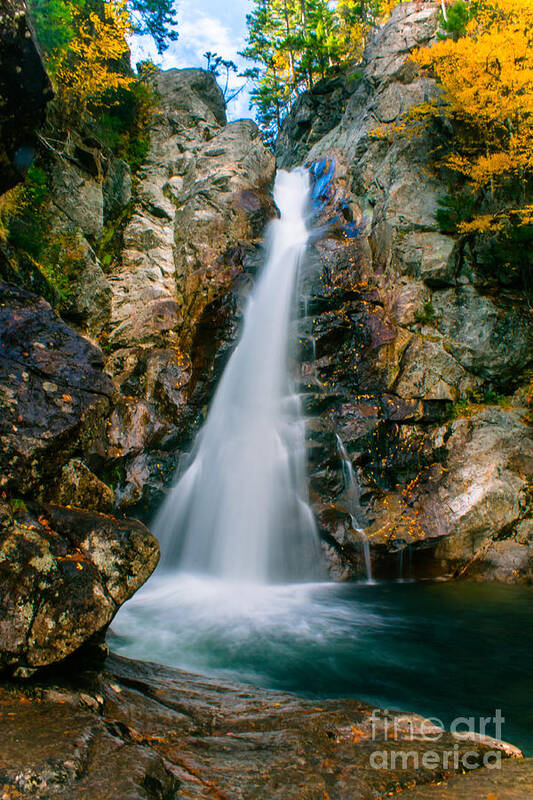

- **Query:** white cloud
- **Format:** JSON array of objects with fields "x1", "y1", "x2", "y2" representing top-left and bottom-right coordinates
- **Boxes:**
[{"x1": 130, "y1": 0, "x2": 254, "y2": 121}]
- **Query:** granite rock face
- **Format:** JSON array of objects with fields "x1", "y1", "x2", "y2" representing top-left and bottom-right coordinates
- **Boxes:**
[
  {"x1": 107, "y1": 71, "x2": 274, "y2": 353},
  {"x1": 276, "y1": 72, "x2": 358, "y2": 170},
  {"x1": 0, "y1": 282, "x2": 113, "y2": 497},
  {"x1": 100, "y1": 68, "x2": 276, "y2": 514},
  {"x1": 276, "y1": 1, "x2": 533, "y2": 580}
]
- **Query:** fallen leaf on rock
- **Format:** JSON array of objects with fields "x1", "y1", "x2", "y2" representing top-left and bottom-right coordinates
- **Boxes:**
[{"x1": 351, "y1": 726, "x2": 368, "y2": 742}]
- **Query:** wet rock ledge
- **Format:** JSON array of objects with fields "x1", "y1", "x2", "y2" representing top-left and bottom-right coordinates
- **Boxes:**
[{"x1": 0, "y1": 653, "x2": 530, "y2": 800}]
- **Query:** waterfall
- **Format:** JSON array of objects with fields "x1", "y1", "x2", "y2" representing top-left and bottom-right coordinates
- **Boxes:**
[
  {"x1": 335, "y1": 434, "x2": 374, "y2": 583},
  {"x1": 153, "y1": 169, "x2": 323, "y2": 584}
]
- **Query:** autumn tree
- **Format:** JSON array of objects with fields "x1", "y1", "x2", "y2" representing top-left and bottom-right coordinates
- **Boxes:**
[
  {"x1": 410, "y1": 0, "x2": 533, "y2": 236},
  {"x1": 28, "y1": 0, "x2": 174, "y2": 137},
  {"x1": 30, "y1": 0, "x2": 178, "y2": 62},
  {"x1": 336, "y1": 0, "x2": 400, "y2": 60},
  {"x1": 54, "y1": 0, "x2": 134, "y2": 119}
]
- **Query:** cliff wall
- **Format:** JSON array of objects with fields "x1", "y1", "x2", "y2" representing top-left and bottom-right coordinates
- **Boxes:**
[{"x1": 276, "y1": 2, "x2": 533, "y2": 581}]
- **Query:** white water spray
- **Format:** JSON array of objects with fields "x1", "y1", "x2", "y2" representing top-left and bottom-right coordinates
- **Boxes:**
[{"x1": 153, "y1": 169, "x2": 322, "y2": 583}]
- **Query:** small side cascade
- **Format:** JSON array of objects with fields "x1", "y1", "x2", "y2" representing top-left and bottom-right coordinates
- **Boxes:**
[
  {"x1": 396, "y1": 542, "x2": 414, "y2": 583},
  {"x1": 335, "y1": 434, "x2": 374, "y2": 583}
]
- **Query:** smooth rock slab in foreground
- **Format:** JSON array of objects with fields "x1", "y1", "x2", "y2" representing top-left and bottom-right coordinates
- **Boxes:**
[
  {"x1": 0, "y1": 504, "x2": 159, "y2": 673},
  {"x1": 0, "y1": 653, "x2": 526, "y2": 799},
  {"x1": 397, "y1": 758, "x2": 533, "y2": 799}
]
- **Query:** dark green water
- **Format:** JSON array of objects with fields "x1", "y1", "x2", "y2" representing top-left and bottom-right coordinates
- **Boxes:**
[{"x1": 113, "y1": 575, "x2": 533, "y2": 755}]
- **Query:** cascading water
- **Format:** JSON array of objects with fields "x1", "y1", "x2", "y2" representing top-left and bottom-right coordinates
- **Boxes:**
[
  {"x1": 153, "y1": 168, "x2": 322, "y2": 583},
  {"x1": 335, "y1": 434, "x2": 374, "y2": 583}
]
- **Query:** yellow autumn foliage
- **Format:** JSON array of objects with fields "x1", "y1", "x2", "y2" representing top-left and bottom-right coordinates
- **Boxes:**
[
  {"x1": 55, "y1": 0, "x2": 133, "y2": 116},
  {"x1": 410, "y1": 0, "x2": 533, "y2": 234}
]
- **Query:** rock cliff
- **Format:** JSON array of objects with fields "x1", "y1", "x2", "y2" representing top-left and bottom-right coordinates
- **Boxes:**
[
  {"x1": 101, "y1": 68, "x2": 275, "y2": 514},
  {"x1": 276, "y1": 1, "x2": 533, "y2": 582},
  {"x1": 0, "y1": 66, "x2": 275, "y2": 669}
]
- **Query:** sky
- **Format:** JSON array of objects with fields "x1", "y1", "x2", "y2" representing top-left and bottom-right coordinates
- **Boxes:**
[{"x1": 131, "y1": 0, "x2": 254, "y2": 120}]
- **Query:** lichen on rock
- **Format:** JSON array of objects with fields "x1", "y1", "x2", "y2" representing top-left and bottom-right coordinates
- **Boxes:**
[{"x1": 0, "y1": 502, "x2": 158, "y2": 672}]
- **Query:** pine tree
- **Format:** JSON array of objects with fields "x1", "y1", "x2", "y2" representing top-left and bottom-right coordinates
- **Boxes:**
[
  {"x1": 242, "y1": 0, "x2": 398, "y2": 143},
  {"x1": 241, "y1": 0, "x2": 297, "y2": 145},
  {"x1": 128, "y1": 0, "x2": 178, "y2": 54}
]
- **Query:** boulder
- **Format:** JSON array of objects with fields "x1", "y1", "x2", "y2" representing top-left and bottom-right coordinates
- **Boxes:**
[
  {"x1": 393, "y1": 335, "x2": 481, "y2": 402},
  {"x1": 153, "y1": 67, "x2": 227, "y2": 126},
  {"x1": 433, "y1": 287, "x2": 532, "y2": 386},
  {"x1": 0, "y1": 502, "x2": 159, "y2": 672},
  {"x1": 393, "y1": 231, "x2": 458, "y2": 286},
  {"x1": 52, "y1": 458, "x2": 114, "y2": 513},
  {"x1": 431, "y1": 408, "x2": 533, "y2": 565}
]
